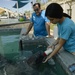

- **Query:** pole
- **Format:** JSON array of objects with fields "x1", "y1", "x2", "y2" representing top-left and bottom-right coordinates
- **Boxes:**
[{"x1": 16, "y1": 1, "x2": 19, "y2": 19}]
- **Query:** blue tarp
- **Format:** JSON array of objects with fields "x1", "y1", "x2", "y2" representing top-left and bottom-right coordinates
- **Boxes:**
[
  {"x1": 12, "y1": 0, "x2": 29, "y2": 8},
  {"x1": 13, "y1": 1, "x2": 28, "y2": 8}
]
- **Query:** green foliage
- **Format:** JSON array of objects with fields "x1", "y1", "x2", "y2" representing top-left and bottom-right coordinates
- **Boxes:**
[{"x1": 19, "y1": 17, "x2": 25, "y2": 22}]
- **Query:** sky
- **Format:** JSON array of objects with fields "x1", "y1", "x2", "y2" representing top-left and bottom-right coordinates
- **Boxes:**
[
  {"x1": 0, "y1": 0, "x2": 48, "y2": 13},
  {"x1": 0, "y1": 0, "x2": 33, "y2": 13}
]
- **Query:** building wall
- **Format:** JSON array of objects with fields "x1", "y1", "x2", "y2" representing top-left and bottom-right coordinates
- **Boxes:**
[
  {"x1": 61, "y1": 2, "x2": 75, "y2": 22},
  {"x1": 72, "y1": 4, "x2": 75, "y2": 21}
]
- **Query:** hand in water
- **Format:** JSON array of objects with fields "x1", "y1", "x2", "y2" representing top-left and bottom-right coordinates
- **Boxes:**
[
  {"x1": 42, "y1": 58, "x2": 48, "y2": 63},
  {"x1": 43, "y1": 48, "x2": 53, "y2": 63},
  {"x1": 35, "y1": 53, "x2": 44, "y2": 64}
]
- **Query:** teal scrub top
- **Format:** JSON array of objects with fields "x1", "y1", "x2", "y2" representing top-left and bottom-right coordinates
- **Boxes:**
[
  {"x1": 30, "y1": 10, "x2": 50, "y2": 36},
  {"x1": 57, "y1": 17, "x2": 75, "y2": 52}
]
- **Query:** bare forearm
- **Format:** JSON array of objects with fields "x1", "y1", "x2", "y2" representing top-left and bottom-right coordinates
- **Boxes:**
[
  {"x1": 46, "y1": 22, "x2": 50, "y2": 36},
  {"x1": 47, "y1": 44, "x2": 61, "y2": 60},
  {"x1": 47, "y1": 25, "x2": 50, "y2": 36},
  {"x1": 25, "y1": 23, "x2": 33, "y2": 35},
  {"x1": 47, "y1": 38, "x2": 66, "y2": 60},
  {"x1": 51, "y1": 38, "x2": 59, "y2": 46}
]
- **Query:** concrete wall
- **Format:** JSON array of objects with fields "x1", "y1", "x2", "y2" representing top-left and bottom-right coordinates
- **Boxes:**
[{"x1": 61, "y1": 2, "x2": 75, "y2": 22}]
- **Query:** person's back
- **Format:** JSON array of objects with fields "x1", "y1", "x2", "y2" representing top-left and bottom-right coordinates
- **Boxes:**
[{"x1": 23, "y1": 13, "x2": 26, "y2": 21}]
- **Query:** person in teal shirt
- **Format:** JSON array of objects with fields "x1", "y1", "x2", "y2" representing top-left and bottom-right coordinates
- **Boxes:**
[
  {"x1": 43, "y1": 3, "x2": 75, "y2": 63},
  {"x1": 23, "y1": 3, "x2": 52, "y2": 37}
]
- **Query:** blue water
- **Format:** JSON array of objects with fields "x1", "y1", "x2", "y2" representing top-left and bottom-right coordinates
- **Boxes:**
[
  {"x1": 0, "y1": 34, "x2": 20, "y2": 60},
  {"x1": 0, "y1": 33, "x2": 68, "y2": 75},
  {"x1": 1, "y1": 35, "x2": 19, "y2": 44}
]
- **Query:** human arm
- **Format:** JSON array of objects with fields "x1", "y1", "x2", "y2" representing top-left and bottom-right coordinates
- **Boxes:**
[
  {"x1": 44, "y1": 10, "x2": 51, "y2": 37},
  {"x1": 45, "y1": 18, "x2": 53, "y2": 37},
  {"x1": 47, "y1": 38, "x2": 59, "y2": 50},
  {"x1": 24, "y1": 22, "x2": 33, "y2": 35},
  {"x1": 45, "y1": 22, "x2": 50, "y2": 37},
  {"x1": 43, "y1": 38, "x2": 66, "y2": 63},
  {"x1": 23, "y1": 13, "x2": 34, "y2": 35}
]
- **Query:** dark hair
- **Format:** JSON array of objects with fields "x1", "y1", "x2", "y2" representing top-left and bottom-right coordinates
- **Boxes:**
[
  {"x1": 45, "y1": 3, "x2": 63, "y2": 18},
  {"x1": 63, "y1": 13, "x2": 71, "y2": 19},
  {"x1": 33, "y1": 3, "x2": 41, "y2": 8}
]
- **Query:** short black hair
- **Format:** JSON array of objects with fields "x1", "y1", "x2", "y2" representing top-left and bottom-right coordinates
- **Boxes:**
[
  {"x1": 45, "y1": 3, "x2": 63, "y2": 18},
  {"x1": 33, "y1": 3, "x2": 41, "y2": 8}
]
